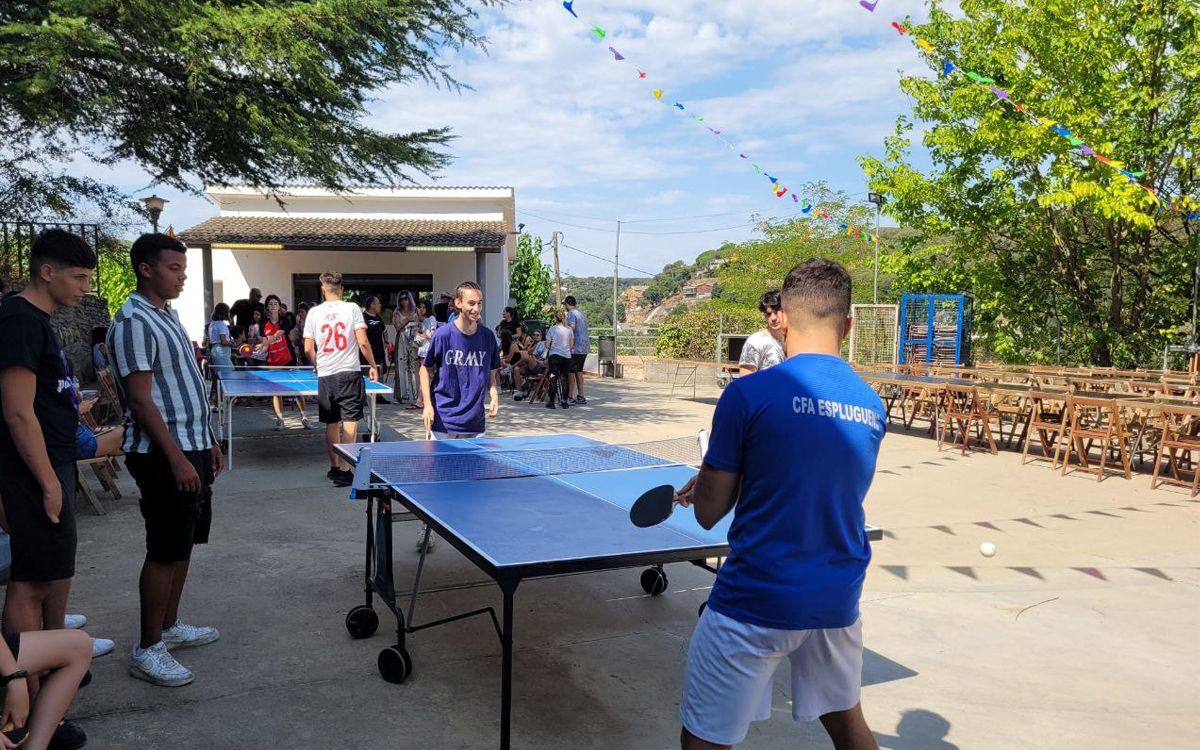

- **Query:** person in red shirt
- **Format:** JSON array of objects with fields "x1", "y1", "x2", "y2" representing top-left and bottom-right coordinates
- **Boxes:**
[{"x1": 263, "y1": 295, "x2": 311, "y2": 430}]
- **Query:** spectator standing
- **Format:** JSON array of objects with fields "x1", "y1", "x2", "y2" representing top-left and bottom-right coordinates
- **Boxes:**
[
  {"x1": 0, "y1": 230, "x2": 96, "y2": 747},
  {"x1": 408, "y1": 299, "x2": 437, "y2": 411},
  {"x1": 263, "y1": 295, "x2": 310, "y2": 429},
  {"x1": 108, "y1": 233, "x2": 225, "y2": 688},
  {"x1": 229, "y1": 288, "x2": 264, "y2": 331},
  {"x1": 391, "y1": 291, "x2": 418, "y2": 403},
  {"x1": 738, "y1": 290, "x2": 787, "y2": 376},
  {"x1": 564, "y1": 296, "x2": 589, "y2": 404},
  {"x1": 289, "y1": 302, "x2": 312, "y2": 367},
  {"x1": 246, "y1": 309, "x2": 263, "y2": 345},
  {"x1": 207, "y1": 304, "x2": 234, "y2": 373},
  {"x1": 545, "y1": 310, "x2": 574, "y2": 410},
  {"x1": 361, "y1": 296, "x2": 390, "y2": 404}
]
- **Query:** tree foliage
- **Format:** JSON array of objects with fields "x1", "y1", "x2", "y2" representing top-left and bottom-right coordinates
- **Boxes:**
[
  {"x1": 654, "y1": 303, "x2": 760, "y2": 360},
  {"x1": 96, "y1": 236, "x2": 136, "y2": 315},
  {"x1": 508, "y1": 233, "x2": 552, "y2": 322},
  {"x1": 859, "y1": 0, "x2": 1200, "y2": 366},
  {"x1": 642, "y1": 261, "x2": 694, "y2": 306},
  {"x1": 0, "y1": 0, "x2": 498, "y2": 218}
]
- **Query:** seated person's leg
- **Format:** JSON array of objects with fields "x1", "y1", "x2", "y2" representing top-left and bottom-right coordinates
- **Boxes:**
[
  {"x1": 95, "y1": 427, "x2": 123, "y2": 459},
  {"x1": 8, "y1": 629, "x2": 92, "y2": 748}
]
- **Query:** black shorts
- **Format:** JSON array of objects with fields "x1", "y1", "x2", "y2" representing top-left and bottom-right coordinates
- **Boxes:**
[
  {"x1": 126, "y1": 449, "x2": 214, "y2": 564},
  {"x1": 0, "y1": 462, "x2": 77, "y2": 582},
  {"x1": 569, "y1": 353, "x2": 587, "y2": 373},
  {"x1": 318, "y1": 370, "x2": 366, "y2": 423}
]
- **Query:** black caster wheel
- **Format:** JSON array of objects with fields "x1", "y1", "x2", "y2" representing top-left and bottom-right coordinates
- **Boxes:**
[
  {"x1": 378, "y1": 646, "x2": 413, "y2": 684},
  {"x1": 345, "y1": 605, "x2": 379, "y2": 639},
  {"x1": 698, "y1": 601, "x2": 707, "y2": 617},
  {"x1": 640, "y1": 567, "x2": 669, "y2": 596}
]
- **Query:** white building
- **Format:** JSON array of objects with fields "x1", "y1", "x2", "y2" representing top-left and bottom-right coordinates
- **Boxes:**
[{"x1": 176, "y1": 185, "x2": 516, "y2": 340}]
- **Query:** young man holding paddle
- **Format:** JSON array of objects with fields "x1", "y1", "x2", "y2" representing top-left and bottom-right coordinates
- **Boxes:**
[{"x1": 675, "y1": 259, "x2": 886, "y2": 750}]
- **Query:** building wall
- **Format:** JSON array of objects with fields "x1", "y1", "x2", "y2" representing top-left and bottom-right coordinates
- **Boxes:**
[{"x1": 176, "y1": 248, "x2": 508, "y2": 340}]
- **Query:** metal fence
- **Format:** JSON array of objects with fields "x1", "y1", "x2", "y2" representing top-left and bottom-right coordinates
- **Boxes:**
[
  {"x1": 0, "y1": 221, "x2": 106, "y2": 290},
  {"x1": 589, "y1": 326, "x2": 661, "y2": 361}
]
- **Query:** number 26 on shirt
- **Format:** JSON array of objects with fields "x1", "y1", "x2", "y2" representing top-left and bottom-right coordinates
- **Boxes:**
[{"x1": 320, "y1": 322, "x2": 349, "y2": 352}]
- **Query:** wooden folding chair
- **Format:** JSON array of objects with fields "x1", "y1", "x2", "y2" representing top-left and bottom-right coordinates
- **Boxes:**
[
  {"x1": 937, "y1": 384, "x2": 997, "y2": 455},
  {"x1": 986, "y1": 389, "x2": 1027, "y2": 450},
  {"x1": 75, "y1": 412, "x2": 123, "y2": 515},
  {"x1": 1149, "y1": 404, "x2": 1200, "y2": 496},
  {"x1": 526, "y1": 372, "x2": 550, "y2": 404},
  {"x1": 1060, "y1": 396, "x2": 1132, "y2": 481},
  {"x1": 1020, "y1": 390, "x2": 1071, "y2": 467}
]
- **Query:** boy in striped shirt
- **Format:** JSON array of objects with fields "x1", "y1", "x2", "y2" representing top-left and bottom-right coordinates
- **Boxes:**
[{"x1": 108, "y1": 233, "x2": 225, "y2": 688}]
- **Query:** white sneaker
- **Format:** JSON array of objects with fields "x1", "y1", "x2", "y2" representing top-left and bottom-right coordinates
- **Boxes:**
[
  {"x1": 415, "y1": 525, "x2": 436, "y2": 552},
  {"x1": 301, "y1": 416, "x2": 313, "y2": 430},
  {"x1": 162, "y1": 621, "x2": 220, "y2": 651},
  {"x1": 64, "y1": 614, "x2": 87, "y2": 630},
  {"x1": 130, "y1": 642, "x2": 193, "y2": 687},
  {"x1": 92, "y1": 637, "x2": 115, "y2": 658}
]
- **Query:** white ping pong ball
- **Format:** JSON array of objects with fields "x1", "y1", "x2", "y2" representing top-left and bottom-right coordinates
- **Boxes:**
[{"x1": 979, "y1": 542, "x2": 997, "y2": 558}]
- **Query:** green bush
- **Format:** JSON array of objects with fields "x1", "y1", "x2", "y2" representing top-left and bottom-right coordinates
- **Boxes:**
[{"x1": 654, "y1": 304, "x2": 761, "y2": 360}]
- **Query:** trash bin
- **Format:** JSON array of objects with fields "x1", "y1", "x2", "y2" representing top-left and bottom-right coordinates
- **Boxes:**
[{"x1": 598, "y1": 336, "x2": 620, "y2": 378}]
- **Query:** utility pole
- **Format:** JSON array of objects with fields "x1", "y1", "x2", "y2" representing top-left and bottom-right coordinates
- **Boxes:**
[
  {"x1": 867, "y1": 192, "x2": 886, "y2": 304},
  {"x1": 613, "y1": 220, "x2": 621, "y2": 345},
  {"x1": 551, "y1": 231, "x2": 563, "y2": 308}
]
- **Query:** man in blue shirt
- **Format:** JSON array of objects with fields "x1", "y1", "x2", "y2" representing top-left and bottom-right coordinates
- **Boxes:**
[
  {"x1": 564, "y1": 296, "x2": 589, "y2": 404},
  {"x1": 420, "y1": 281, "x2": 500, "y2": 439},
  {"x1": 675, "y1": 259, "x2": 885, "y2": 750}
]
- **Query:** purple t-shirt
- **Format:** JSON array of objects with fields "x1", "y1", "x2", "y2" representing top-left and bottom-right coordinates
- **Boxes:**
[{"x1": 424, "y1": 322, "x2": 500, "y2": 435}]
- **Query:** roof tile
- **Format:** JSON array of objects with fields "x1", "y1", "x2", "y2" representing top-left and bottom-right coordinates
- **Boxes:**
[{"x1": 177, "y1": 216, "x2": 505, "y2": 248}]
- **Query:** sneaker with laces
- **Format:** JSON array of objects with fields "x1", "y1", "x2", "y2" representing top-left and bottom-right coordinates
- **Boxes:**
[
  {"x1": 92, "y1": 637, "x2": 115, "y2": 658},
  {"x1": 573, "y1": 396, "x2": 587, "y2": 405},
  {"x1": 130, "y1": 642, "x2": 194, "y2": 687},
  {"x1": 273, "y1": 416, "x2": 285, "y2": 431},
  {"x1": 162, "y1": 621, "x2": 220, "y2": 650},
  {"x1": 48, "y1": 720, "x2": 87, "y2": 750},
  {"x1": 301, "y1": 417, "x2": 313, "y2": 430},
  {"x1": 332, "y1": 469, "x2": 354, "y2": 488},
  {"x1": 64, "y1": 613, "x2": 87, "y2": 630},
  {"x1": 414, "y1": 525, "x2": 436, "y2": 552},
  {"x1": 326, "y1": 467, "x2": 340, "y2": 482}
]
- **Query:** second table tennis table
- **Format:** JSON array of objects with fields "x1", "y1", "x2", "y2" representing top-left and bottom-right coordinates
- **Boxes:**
[
  {"x1": 335, "y1": 434, "x2": 883, "y2": 750},
  {"x1": 216, "y1": 368, "x2": 391, "y2": 468}
]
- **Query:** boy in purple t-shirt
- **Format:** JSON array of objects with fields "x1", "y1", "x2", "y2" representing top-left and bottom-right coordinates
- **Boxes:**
[{"x1": 420, "y1": 281, "x2": 500, "y2": 439}]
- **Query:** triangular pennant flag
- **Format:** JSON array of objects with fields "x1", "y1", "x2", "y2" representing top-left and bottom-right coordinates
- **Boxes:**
[
  {"x1": 674, "y1": 102, "x2": 685, "y2": 110},
  {"x1": 753, "y1": 164, "x2": 761, "y2": 174},
  {"x1": 1080, "y1": 145, "x2": 1096, "y2": 156},
  {"x1": 802, "y1": 203, "x2": 813, "y2": 214},
  {"x1": 591, "y1": 26, "x2": 606, "y2": 39},
  {"x1": 819, "y1": 211, "x2": 831, "y2": 219},
  {"x1": 989, "y1": 86, "x2": 1009, "y2": 100},
  {"x1": 707, "y1": 127, "x2": 722, "y2": 135},
  {"x1": 890, "y1": 20, "x2": 907, "y2": 34},
  {"x1": 637, "y1": 70, "x2": 647, "y2": 79},
  {"x1": 792, "y1": 193, "x2": 799, "y2": 203},
  {"x1": 739, "y1": 153, "x2": 748, "y2": 159},
  {"x1": 915, "y1": 38, "x2": 934, "y2": 53},
  {"x1": 1068, "y1": 137, "x2": 1085, "y2": 146},
  {"x1": 608, "y1": 47, "x2": 624, "y2": 61},
  {"x1": 776, "y1": 188, "x2": 788, "y2": 198},
  {"x1": 965, "y1": 71, "x2": 995, "y2": 84},
  {"x1": 766, "y1": 174, "x2": 778, "y2": 183},
  {"x1": 563, "y1": 0, "x2": 577, "y2": 18},
  {"x1": 838, "y1": 223, "x2": 849, "y2": 230},
  {"x1": 1013, "y1": 103, "x2": 1027, "y2": 112},
  {"x1": 859, "y1": 0, "x2": 879, "y2": 11},
  {"x1": 942, "y1": 60, "x2": 956, "y2": 75},
  {"x1": 1139, "y1": 184, "x2": 1160, "y2": 203},
  {"x1": 652, "y1": 89, "x2": 663, "y2": 100},
  {"x1": 1187, "y1": 212, "x2": 1200, "y2": 220}
]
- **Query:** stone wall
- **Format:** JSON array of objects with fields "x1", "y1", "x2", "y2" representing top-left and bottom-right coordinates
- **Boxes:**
[{"x1": 51, "y1": 295, "x2": 111, "y2": 384}]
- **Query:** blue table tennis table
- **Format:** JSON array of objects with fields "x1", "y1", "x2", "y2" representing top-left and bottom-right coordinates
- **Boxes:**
[
  {"x1": 216, "y1": 368, "x2": 391, "y2": 468},
  {"x1": 335, "y1": 434, "x2": 883, "y2": 750}
]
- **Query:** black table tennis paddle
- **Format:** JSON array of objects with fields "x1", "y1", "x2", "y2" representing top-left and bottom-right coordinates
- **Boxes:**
[
  {"x1": 629, "y1": 484, "x2": 679, "y2": 527},
  {"x1": 2, "y1": 722, "x2": 28, "y2": 747}
]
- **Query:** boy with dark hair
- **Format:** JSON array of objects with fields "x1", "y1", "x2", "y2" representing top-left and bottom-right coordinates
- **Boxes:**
[
  {"x1": 304, "y1": 272, "x2": 378, "y2": 487},
  {"x1": 737, "y1": 290, "x2": 786, "y2": 376},
  {"x1": 108, "y1": 232, "x2": 225, "y2": 688},
  {"x1": 0, "y1": 228, "x2": 96, "y2": 748},
  {"x1": 563, "y1": 295, "x2": 589, "y2": 404},
  {"x1": 420, "y1": 281, "x2": 500, "y2": 440},
  {"x1": 675, "y1": 258, "x2": 885, "y2": 750}
]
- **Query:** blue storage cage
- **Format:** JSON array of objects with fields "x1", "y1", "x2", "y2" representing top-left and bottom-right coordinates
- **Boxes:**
[{"x1": 898, "y1": 294, "x2": 974, "y2": 367}]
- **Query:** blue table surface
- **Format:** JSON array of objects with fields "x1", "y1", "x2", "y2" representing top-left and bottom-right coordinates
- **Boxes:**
[
  {"x1": 219, "y1": 369, "x2": 391, "y2": 396},
  {"x1": 338, "y1": 435, "x2": 732, "y2": 570}
]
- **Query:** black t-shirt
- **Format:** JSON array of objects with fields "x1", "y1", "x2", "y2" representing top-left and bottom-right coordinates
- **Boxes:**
[
  {"x1": 230, "y1": 299, "x2": 264, "y2": 331},
  {"x1": 0, "y1": 296, "x2": 78, "y2": 470},
  {"x1": 362, "y1": 313, "x2": 386, "y2": 363}
]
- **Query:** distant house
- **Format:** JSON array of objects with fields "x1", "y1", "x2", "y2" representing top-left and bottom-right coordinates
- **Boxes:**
[
  {"x1": 682, "y1": 281, "x2": 713, "y2": 300},
  {"x1": 624, "y1": 285, "x2": 648, "y2": 307}
]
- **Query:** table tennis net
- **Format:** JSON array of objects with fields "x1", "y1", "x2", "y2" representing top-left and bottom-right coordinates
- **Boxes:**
[{"x1": 357, "y1": 436, "x2": 704, "y2": 486}]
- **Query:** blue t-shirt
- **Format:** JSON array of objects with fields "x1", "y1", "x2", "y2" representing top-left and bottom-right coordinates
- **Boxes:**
[
  {"x1": 567, "y1": 308, "x2": 589, "y2": 355},
  {"x1": 704, "y1": 353, "x2": 886, "y2": 631},
  {"x1": 424, "y1": 322, "x2": 500, "y2": 435}
]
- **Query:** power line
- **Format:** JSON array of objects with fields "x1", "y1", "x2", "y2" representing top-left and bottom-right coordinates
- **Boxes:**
[
  {"x1": 525, "y1": 206, "x2": 783, "y2": 224},
  {"x1": 560, "y1": 243, "x2": 657, "y2": 277},
  {"x1": 621, "y1": 221, "x2": 757, "y2": 236},
  {"x1": 521, "y1": 209, "x2": 761, "y2": 236}
]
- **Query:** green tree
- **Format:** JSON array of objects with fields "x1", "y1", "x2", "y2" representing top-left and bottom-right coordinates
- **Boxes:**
[
  {"x1": 0, "y1": 0, "x2": 498, "y2": 219},
  {"x1": 508, "y1": 233, "x2": 552, "y2": 322},
  {"x1": 642, "y1": 261, "x2": 694, "y2": 306},
  {"x1": 96, "y1": 236, "x2": 136, "y2": 315},
  {"x1": 859, "y1": 0, "x2": 1199, "y2": 366}
]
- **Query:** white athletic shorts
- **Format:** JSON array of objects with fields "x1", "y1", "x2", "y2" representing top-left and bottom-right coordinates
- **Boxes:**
[
  {"x1": 429, "y1": 431, "x2": 483, "y2": 440},
  {"x1": 680, "y1": 607, "x2": 863, "y2": 746}
]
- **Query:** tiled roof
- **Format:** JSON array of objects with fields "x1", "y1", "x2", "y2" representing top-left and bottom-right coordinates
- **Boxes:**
[{"x1": 177, "y1": 216, "x2": 506, "y2": 248}]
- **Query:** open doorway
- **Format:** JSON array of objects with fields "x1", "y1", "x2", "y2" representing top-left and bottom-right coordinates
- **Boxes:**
[{"x1": 293, "y1": 273, "x2": 434, "y2": 315}]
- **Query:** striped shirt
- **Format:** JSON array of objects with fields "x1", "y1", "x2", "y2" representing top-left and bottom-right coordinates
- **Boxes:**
[{"x1": 107, "y1": 292, "x2": 212, "y2": 454}]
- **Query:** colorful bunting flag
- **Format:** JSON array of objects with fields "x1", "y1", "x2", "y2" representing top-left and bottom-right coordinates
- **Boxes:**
[
  {"x1": 591, "y1": 26, "x2": 605, "y2": 39},
  {"x1": 674, "y1": 102, "x2": 685, "y2": 110},
  {"x1": 563, "y1": 0, "x2": 577, "y2": 18},
  {"x1": 1187, "y1": 213, "x2": 1200, "y2": 221},
  {"x1": 776, "y1": 187, "x2": 788, "y2": 198},
  {"x1": 859, "y1": 0, "x2": 880, "y2": 11},
  {"x1": 652, "y1": 88, "x2": 663, "y2": 100},
  {"x1": 637, "y1": 70, "x2": 647, "y2": 78},
  {"x1": 988, "y1": 86, "x2": 1009, "y2": 100},
  {"x1": 942, "y1": 60, "x2": 956, "y2": 75},
  {"x1": 609, "y1": 47, "x2": 624, "y2": 61},
  {"x1": 965, "y1": 71, "x2": 995, "y2": 84},
  {"x1": 915, "y1": 38, "x2": 934, "y2": 53},
  {"x1": 890, "y1": 20, "x2": 906, "y2": 34}
]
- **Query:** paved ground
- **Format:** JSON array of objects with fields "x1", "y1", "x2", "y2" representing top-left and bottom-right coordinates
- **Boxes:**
[{"x1": 64, "y1": 377, "x2": 1199, "y2": 749}]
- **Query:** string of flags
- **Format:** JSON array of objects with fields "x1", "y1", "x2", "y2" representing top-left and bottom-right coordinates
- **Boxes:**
[
  {"x1": 857, "y1": 0, "x2": 1197, "y2": 219},
  {"x1": 559, "y1": 1, "x2": 884, "y2": 244}
]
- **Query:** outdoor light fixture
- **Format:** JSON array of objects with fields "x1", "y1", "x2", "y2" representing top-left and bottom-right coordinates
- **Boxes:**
[
  {"x1": 867, "y1": 192, "x2": 886, "y2": 207},
  {"x1": 141, "y1": 195, "x2": 169, "y2": 233}
]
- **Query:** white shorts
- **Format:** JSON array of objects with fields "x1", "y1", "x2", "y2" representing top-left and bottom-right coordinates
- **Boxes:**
[{"x1": 680, "y1": 607, "x2": 863, "y2": 746}]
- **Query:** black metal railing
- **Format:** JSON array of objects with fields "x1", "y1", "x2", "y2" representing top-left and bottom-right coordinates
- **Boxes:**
[{"x1": 0, "y1": 221, "x2": 105, "y2": 292}]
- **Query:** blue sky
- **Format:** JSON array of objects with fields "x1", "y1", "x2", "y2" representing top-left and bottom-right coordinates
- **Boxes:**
[{"x1": 92, "y1": 0, "x2": 937, "y2": 277}]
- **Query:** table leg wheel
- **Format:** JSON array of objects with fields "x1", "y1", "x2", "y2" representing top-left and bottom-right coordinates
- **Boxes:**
[
  {"x1": 345, "y1": 605, "x2": 379, "y2": 639},
  {"x1": 640, "y1": 567, "x2": 668, "y2": 596},
  {"x1": 378, "y1": 646, "x2": 413, "y2": 684}
]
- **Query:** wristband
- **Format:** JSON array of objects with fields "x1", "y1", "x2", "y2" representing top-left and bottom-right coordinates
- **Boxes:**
[{"x1": 0, "y1": 669, "x2": 27, "y2": 687}]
